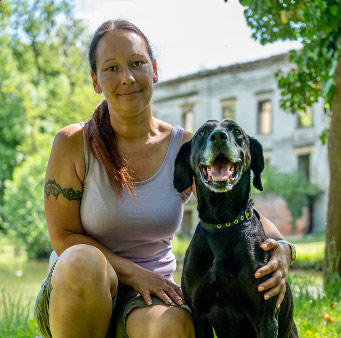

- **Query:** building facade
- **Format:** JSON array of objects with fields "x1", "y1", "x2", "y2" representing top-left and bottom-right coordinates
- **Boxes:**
[{"x1": 153, "y1": 53, "x2": 329, "y2": 235}]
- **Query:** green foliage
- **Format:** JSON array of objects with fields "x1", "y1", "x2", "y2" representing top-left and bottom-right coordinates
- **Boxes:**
[
  {"x1": 252, "y1": 166, "x2": 322, "y2": 229},
  {"x1": 225, "y1": 0, "x2": 341, "y2": 277},
  {"x1": 0, "y1": 0, "x2": 100, "y2": 255},
  {"x1": 231, "y1": 0, "x2": 341, "y2": 115},
  {"x1": 0, "y1": 291, "x2": 41, "y2": 337},
  {"x1": 0, "y1": 34, "x2": 27, "y2": 206},
  {"x1": 1, "y1": 154, "x2": 52, "y2": 258}
]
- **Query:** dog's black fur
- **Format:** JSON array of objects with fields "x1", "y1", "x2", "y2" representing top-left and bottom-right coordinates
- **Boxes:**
[{"x1": 174, "y1": 120, "x2": 298, "y2": 338}]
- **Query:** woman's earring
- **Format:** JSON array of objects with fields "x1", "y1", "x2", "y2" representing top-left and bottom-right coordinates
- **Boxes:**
[{"x1": 153, "y1": 77, "x2": 158, "y2": 83}]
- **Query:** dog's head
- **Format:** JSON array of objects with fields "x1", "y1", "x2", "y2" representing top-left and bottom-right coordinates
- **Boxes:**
[{"x1": 174, "y1": 119, "x2": 264, "y2": 194}]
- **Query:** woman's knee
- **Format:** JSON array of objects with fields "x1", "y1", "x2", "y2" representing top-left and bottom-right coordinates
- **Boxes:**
[
  {"x1": 160, "y1": 307, "x2": 194, "y2": 337},
  {"x1": 51, "y1": 244, "x2": 117, "y2": 296},
  {"x1": 127, "y1": 306, "x2": 194, "y2": 338}
]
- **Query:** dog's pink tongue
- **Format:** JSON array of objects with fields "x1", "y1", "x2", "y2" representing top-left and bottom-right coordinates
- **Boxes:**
[{"x1": 209, "y1": 159, "x2": 233, "y2": 180}]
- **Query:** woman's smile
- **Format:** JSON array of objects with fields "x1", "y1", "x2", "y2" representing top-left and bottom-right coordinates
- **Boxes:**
[{"x1": 118, "y1": 89, "x2": 142, "y2": 97}]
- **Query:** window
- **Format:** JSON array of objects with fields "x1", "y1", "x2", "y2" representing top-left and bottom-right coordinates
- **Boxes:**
[
  {"x1": 297, "y1": 107, "x2": 313, "y2": 128},
  {"x1": 182, "y1": 110, "x2": 194, "y2": 133},
  {"x1": 298, "y1": 154, "x2": 310, "y2": 180},
  {"x1": 295, "y1": 146, "x2": 313, "y2": 180},
  {"x1": 221, "y1": 98, "x2": 236, "y2": 120},
  {"x1": 258, "y1": 100, "x2": 272, "y2": 134}
]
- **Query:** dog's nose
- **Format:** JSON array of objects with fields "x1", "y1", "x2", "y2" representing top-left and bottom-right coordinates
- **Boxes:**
[{"x1": 209, "y1": 130, "x2": 229, "y2": 144}]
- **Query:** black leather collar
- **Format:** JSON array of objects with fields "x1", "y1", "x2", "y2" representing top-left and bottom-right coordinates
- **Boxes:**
[{"x1": 200, "y1": 207, "x2": 260, "y2": 230}]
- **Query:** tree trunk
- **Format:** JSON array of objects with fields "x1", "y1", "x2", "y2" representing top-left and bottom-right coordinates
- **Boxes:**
[{"x1": 325, "y1": 54, "x2": 341, "y2": 280}]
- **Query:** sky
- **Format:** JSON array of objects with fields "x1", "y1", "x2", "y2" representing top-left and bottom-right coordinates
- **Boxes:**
[{"x1": 74, "y1": 0, "x2": 302, "y2": 81}]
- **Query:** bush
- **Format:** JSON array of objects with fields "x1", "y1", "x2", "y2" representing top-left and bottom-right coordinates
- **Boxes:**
[
  {"x1": 252, "y1": 166, "x2": 322, "y2": 229},
  {"x1": 1, "y1": 154, "x2": 52, "y2": 259}
]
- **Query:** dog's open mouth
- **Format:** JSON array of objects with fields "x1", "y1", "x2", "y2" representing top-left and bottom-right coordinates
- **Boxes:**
[{"x1": 201, "y1": 153, "x2": 241, "y2": 191}]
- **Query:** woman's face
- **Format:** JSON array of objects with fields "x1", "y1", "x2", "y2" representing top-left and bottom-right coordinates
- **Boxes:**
[{"x1": 91, "y1": 30, "x2": 157, "y2": 118}]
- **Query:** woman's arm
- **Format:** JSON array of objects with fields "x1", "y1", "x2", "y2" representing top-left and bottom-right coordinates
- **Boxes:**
[
  {"x1": 255, "y1": 213, "x2": 292, "y2": 308},
  {"x1": 45, "y1": 125, "x2": 184, "y2": 306}
]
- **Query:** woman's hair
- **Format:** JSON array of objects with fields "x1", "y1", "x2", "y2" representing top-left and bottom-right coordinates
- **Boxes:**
[{"x1": 86, "y1": 19, "x2": 154, "y2": 198}]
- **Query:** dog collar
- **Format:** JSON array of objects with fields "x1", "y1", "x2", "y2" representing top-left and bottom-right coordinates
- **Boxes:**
[{"x1": 200, "y1": 208, "x2": 259, "y2": 230}]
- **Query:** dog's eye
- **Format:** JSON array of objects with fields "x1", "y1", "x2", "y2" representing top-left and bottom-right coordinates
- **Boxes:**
[
  {"x1": 199, "y1": 130, "x2": 207, "y2": 137},
  {"x1": 233, "y1": 129, "x2": 241, "y2": 136}
]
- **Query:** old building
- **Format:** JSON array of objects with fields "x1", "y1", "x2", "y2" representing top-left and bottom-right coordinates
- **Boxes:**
[{"x1": 153, "y1": 53, "x2": 329, "y2": 236}]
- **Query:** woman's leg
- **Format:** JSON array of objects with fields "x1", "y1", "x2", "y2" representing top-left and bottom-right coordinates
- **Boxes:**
[
  {"x1": 49, "y1": 244, "x2": 118, "y2": 338},
  {"x1": 126, "y1": 305, "x2": 195, "y2": 338}
]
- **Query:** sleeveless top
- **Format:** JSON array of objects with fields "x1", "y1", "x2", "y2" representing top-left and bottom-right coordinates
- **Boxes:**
[{"x1": 79, "y1": 123, "x2": 187, "y2": 280}]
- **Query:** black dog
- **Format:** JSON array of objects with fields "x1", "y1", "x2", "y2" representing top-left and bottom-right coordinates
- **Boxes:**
[{"x1": 174, "y1": 120, "x2": 298, "y2": 338}]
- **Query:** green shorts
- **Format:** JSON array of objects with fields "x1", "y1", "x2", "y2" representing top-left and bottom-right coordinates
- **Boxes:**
[{"x1": 34, "y1": 261, "x2": 192, "y2": 338}]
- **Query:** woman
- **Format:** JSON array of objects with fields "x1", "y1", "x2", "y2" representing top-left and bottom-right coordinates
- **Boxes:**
[{"x1": 35, "y1": 20, "x2": 293, "y2": 338}]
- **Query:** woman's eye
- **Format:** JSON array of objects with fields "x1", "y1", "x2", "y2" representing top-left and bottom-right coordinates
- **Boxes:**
[
  {"x1": 133, "y1": 61, "x2": 144, "y2": 67},
  {"x1": 233, "y1": 129, "x2": 241, "y2": 135},
  {"x1": 107, "y1": 65, "x2": 118, "y2": 71},
  {"x1": 199, "y1": 130, "x2": 207, "y2": 136}
]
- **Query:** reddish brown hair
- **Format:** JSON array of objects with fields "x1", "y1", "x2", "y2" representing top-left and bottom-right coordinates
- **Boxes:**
[{"x1": 86, "y1": 20, "x2": 154, "y2": 198}]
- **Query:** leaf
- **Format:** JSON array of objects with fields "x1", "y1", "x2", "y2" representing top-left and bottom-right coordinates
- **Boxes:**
[
  {"x1": 319, "y1": 129, "x2": 329, "y2": 145},
  {"x1": 329, "y1": 5, "x2": 339, "y2": 17}
]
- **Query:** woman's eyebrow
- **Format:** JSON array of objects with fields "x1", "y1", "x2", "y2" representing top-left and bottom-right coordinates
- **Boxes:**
[{"x1": 103, "y1": 58, "x2": 116, "y2": 63}]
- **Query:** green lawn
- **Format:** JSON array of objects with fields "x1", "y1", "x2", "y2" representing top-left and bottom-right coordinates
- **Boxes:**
[{"x1": 0, "y1": 233, "x2": 340, "y2": 337}]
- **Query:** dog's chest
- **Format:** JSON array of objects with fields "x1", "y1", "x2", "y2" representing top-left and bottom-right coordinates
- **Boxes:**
[
  {"x1": 208, "y1": 256, "x2": 251, "y2": 298},
  {"x1": 206, "y1": 233, "x2": 269, "y2": 299}
]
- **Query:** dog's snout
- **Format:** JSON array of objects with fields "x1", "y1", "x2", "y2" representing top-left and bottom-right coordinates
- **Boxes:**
[{"x1": 209, "y1": 130, "x2": 229, "y2": 144}]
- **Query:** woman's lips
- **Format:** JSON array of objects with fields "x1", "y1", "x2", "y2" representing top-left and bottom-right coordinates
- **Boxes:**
[{"x1": 118, "y1": 90, "x2": 141, "y2": 97}]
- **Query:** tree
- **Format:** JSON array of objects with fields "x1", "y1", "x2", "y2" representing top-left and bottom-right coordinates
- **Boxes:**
[
  {"x1": 0, "y1": 34, "x2": 27, "y2": 210},
  {"x1": 0, "y1": 0, "x2": 99, "y2": 256},
  {"x1": 226, "y1": 0, "x2": 341, "y2": 280},
  {"x1": 1, "y1": 154, "x2": 52, "y2": 259}
]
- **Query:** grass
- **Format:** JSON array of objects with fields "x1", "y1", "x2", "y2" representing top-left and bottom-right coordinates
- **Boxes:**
[
  {"x1": 0, "y1": 240, "x2": 47, "y2": 337},
  {"x1": 0, "y1": 291, "x2": 41, "y2": 337},
  {"x1": 172, "y1": 233, "x2": 340, "y2": 337},
  {"x1": 290, "y1": 272, "x2": 341, "y2": 337},
  {"x1": 0, "y1": 233, "x2": 340, "y2": 337}
]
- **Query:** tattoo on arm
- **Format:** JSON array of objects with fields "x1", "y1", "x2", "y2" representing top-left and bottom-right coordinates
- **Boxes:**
[{"x1": 44, "y1": 179, "x2": 82, "y2": 201}]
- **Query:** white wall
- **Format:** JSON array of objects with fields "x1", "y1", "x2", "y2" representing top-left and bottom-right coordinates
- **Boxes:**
[{"x1": 153, "y1": 54, "x2": 329, "y2": 232}]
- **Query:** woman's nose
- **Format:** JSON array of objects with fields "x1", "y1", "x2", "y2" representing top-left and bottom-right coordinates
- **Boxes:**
[{"x1": 121, "y1": 66, "x2": 135, "y2": 85}]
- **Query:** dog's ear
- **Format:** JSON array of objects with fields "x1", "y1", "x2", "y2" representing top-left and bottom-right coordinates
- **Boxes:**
[
  {"x1": 249, "y1": 137, "x2": 264, "y2": 191},
  {"x1": 174, "y1": 140, "x2": 194, "y2": 193}
]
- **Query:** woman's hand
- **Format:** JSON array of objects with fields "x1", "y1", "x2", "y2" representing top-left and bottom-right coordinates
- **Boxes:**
[
  {"x1": 254, "y1": 239, "x2": 291, "y2": 308},
  {"x1": 127, "y1": 266, "x2": 185, "y2": 306}
]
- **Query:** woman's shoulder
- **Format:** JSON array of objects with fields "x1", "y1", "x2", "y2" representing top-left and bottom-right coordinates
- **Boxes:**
[
  {"x1": 54, "y1": 123, "x2": 84, "y2": 149},
  {"x1": 182, "y1": 130, "x2": 193, "y2": 144},
  {"x1": 52, "y1": 123, "x2": 86, "y2": 180}
]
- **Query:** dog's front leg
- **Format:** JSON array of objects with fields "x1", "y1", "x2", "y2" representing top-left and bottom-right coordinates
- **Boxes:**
[
  {"x1": 192, "y1": 313, "x2": 214, "y2": 338},
  {"x1": 245, "y1": 310, "x2": 278, "y2": 338}
]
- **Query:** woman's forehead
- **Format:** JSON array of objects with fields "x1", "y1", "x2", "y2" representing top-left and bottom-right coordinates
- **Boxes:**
[{"x1": 96, "y1": 30, "x2": 149, "y2": 61}]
